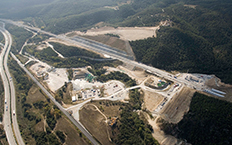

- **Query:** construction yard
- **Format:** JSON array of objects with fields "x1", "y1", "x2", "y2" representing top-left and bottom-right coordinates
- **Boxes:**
[
  {"x1": 205, "y1": 76, "x2": 232, "y2": 102},
  {"x1": 30, "y1": 62, "x2": 68, "y2": 92}
]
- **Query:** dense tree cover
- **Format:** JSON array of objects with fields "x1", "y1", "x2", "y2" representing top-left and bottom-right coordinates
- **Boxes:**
[
  {"x1": 88, "y1": 68, "x2": 106, "y2": 77},
  {"x1": 56, "y1": 131, "x2": 66, "y2": 143},
  {"x1": 27, "y1": 34, "x2": 50, "y2": 44},
  {"x1": 23, "y1": 41, "x2": 119, "y2": 69},
  {"x1": 5, "y1": 24, "x2": 33, "y2": 53},
  {"x1": 130, "y1": 2, "x2": 232, "y2": 84},
  {"x1": 114, "y1": 89, "x2": 159, "y2": 145},
  {"x1": 49, "y1": 42, "x2": 101, "y2": 58},
  {"x1": 4, "y1": 0, "x2": 232, "y2": 84},
  {"x1": 159, "y1": 92, "x2": 232, "y2": 145},
  {"x1": 0, "y1": 125, "x2": 7, "y2": 143},
  {"x1": 67, "y1": 69, "x2": 73, "y2": 80},
  {"x1": 97, "y1": 71, "x2": 136, "y2": 87},
  {"x1": 0, "y1": 33, "x2": 4, "y2": 43},
  {"x1": 34, "y1": 132, "x2": 61, "y2": 145}
]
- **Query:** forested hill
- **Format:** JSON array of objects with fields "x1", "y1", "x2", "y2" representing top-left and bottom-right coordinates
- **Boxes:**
[
  {"x1": 130, "y1": 1, "x2": 232, "y2": 84},
  {"x1": 1, "y1": 0, "x2": 232, "y2": 84}
]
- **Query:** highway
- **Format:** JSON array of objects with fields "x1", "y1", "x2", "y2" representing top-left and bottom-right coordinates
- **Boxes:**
[
  {"x1": 10, "y1": 52, "x2": 99, "y2": 145},
  {"x1": 0, "y1": 19, "x2": 194, "y2": 87},
  {"x1": 0, "y1": 19, "x2": 204, "y2": 145},
  {"x1": 2, "y1": 26, "x2": 25, "y2": 145},
  {"x1": 0, "y1": 26, "x2": 17, "y2": 145}
]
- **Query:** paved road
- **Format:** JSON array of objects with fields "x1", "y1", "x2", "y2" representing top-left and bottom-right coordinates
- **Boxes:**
[
  {"x1": 10, "y1": 53, "x2": 99, "y2": 145},
  {"x1": 0, "y1": 27, "x2": 17, "y2": 145},
  {"x1": 0, "y1": 19, "x2": 196, "y2": 89},
  {"x1": 2, "y1": 27, "x2": 25, "y2": 145}
]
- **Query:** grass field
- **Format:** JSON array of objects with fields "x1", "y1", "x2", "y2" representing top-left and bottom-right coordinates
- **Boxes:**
[
  {"x1": 80, "y1": 105, "x2": 113, "y2": 145},
  {"x1": 143, "y1": 89, "x2": 164, "y2": 112},
  {"x1": 54, "y1": 117, "x2": 89, "y2": 145},
  {"x1": 91, "y1": 101, "x2": 123, "y2": 118},
  {"x1": 80, "y1": 101, "x2": 124, "y2": 145}
]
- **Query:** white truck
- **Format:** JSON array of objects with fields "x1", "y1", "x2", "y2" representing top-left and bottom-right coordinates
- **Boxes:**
[
  {"x1": 13, "y1": 110, "x2": 15, "y2": 116},
  {"x1": 5, "y1": 99, "x2": 7, "y2": 104}
]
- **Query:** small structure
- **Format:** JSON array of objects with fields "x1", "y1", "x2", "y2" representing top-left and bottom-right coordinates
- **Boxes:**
[{"x1": 72, "y1": 96, "x2": 77, "y2": 102}]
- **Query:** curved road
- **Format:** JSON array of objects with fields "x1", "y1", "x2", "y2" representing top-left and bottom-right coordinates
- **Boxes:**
[
  {"x1": 2, "y1": 26, "x2": 25, "y2": 145},
  {"x1": 0, "y1": 27, "x2": 18, "y2": 145},
  {"x1": 0, "y1": 19, "x2": 194, "y2": 88},
  {"x1": 1, "y1": 22, "x2": 99, "y2": 145}
]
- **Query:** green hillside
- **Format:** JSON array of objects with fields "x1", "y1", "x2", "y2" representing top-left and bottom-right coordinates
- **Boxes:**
[
  {"x1": 130, "y1": 1, "x2": 232, "y2": 84},
  {"x1": 1, "y1": 0, "x2": 232, "y2": 84},
  {"x1": 160, "y1": 92, "x2": 232, "y2": 144}
]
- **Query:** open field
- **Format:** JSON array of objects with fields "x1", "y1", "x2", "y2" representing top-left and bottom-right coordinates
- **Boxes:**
[
  {"x1": 143, "y1": 89, "x2": 164, "y2": 112},
  {"x1": 54, "y1": 117, "x2": 89, "y2": 145},
  {"x1": 66, "y1": 26, "x2": 160, "y2": 41},
  {"x1": 160, "y1": 87, "x2": 195, "y2": 123},
  {"x1": 80, "y1": 105, "x2": 114, "y2": 145},
  {"x1": 91, "y1": 100, "x2": 123, "y2": 118},
  {"x1": 26, "y1": 85, "x2": 47, "y2": 104}
]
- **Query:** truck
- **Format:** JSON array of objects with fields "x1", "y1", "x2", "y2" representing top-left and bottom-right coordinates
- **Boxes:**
[
  {"x1": 5, "y1": 99, "x2": 7, "y2": 104},
  {"x1": 13, "y1": 110, "x2": 15, "y2": 116}
]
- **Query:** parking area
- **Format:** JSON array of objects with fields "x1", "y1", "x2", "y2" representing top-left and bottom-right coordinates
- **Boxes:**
[
  {"x1": 81, "y1": 89, "x2": 101, "y2": 100},
  {"x1": 104, "y1": 81, "x2": 124, "y2": 96}
]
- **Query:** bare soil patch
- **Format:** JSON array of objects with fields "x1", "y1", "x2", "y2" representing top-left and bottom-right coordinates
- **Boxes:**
[
  {"x1": 184, "y1": 4, "x2": 197, "y2": 9},
  {"x1": 67, "y1": 26, "x2": 160, "y2": 41},
  {"x1": 82, "y1": 35, "x2": 126, "y2": 52},
  {"x1": 147, "y1": 116, "x2": 177, "y2": 145},
  {"x1": 160, "y1": 87, "x2": 195, "y2": 123},
  {"x1": 117, "y1": 65, "x2": 148, "y2": 84},
  {"x1": 80, "y1": 105, "x2": 114, "y2": 145},
  {"x1": 205, "y1": 77, "x2": 232, "y2": 102},
  {"x1": 54, "y1": 117, "x2": 89, "y2": 145},
  {"x1": 143, "y1": 90, "x2": 164, "y2": 112}
]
